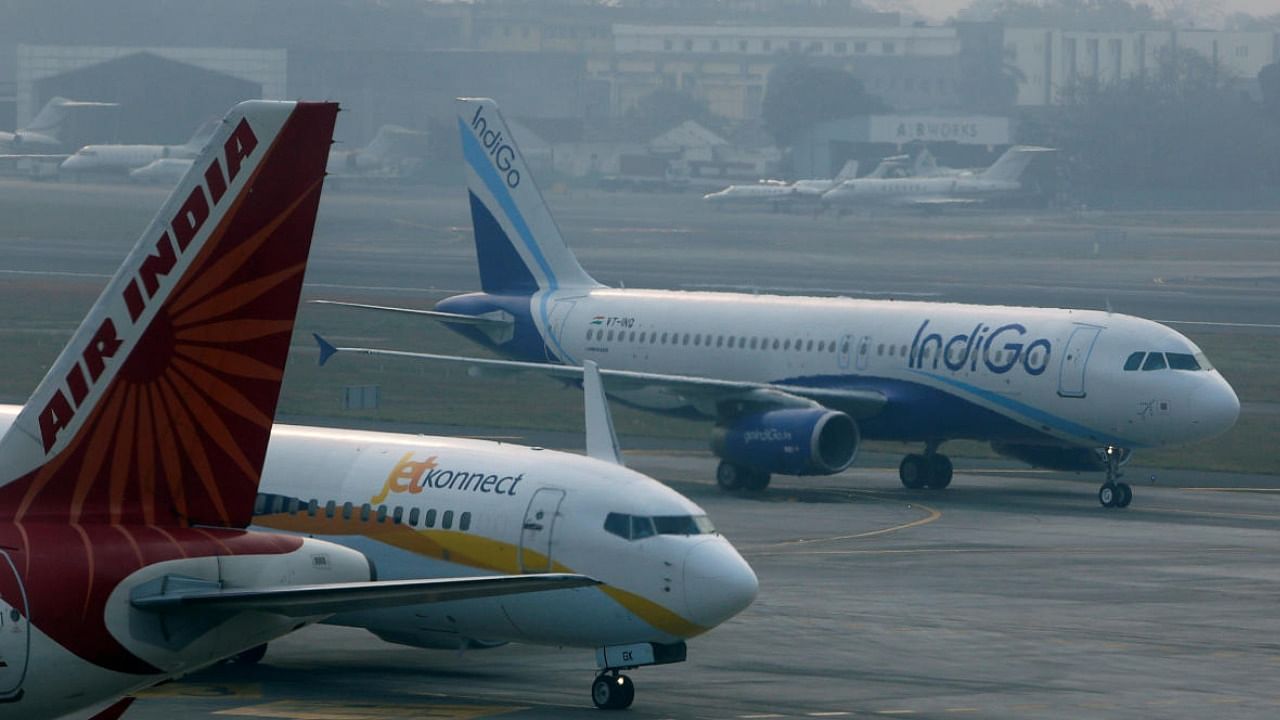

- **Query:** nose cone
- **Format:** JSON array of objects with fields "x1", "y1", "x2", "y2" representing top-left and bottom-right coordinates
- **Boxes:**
[
  {"x1": 1189, "y1": 377, "x2": 1240, "y2": 440},
  {"x1": 682, "y1": 539, "x2": 758, "y2": 629}
]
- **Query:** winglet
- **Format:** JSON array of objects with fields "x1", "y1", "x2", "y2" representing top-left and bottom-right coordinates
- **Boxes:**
[
  {"x1": 314, "y1": 333, "x2": 339, "y2": 367},
  {"x1": 582, "y1": 360, "x2": 624, "y2": 466}
]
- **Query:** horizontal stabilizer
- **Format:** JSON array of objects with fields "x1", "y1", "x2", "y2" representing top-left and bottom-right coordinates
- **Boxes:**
[
  {"x1": 132, "y1": 573, "x2": 599, "y2": 617},
  {"x1": 325, "y1": 345, "x2": 888, "y2": 420},
  {"x1": 311, "y1": 299, "x2": 514, "y2": 328}
]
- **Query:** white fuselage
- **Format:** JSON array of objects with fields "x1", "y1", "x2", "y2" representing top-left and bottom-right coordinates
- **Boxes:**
[
  {"x1": 522, "y1": 290, "x2": 1239, "y2": 451},
  {"x1": 60, "y1": 144, "x2": 197, "y2": 173},
  {"x1": 822, "y1": 175, "x2": 1020, "y2": 206}
]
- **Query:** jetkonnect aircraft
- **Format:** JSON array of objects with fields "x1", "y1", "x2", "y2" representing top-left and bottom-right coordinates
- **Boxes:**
[
  {"x1": 248, "y1": 355, "x2": 757, "y2": 709},
  {"x1": 0, "y1": 100, "x2": 593, "y2": 720},
  {"x1": 821, "y1": 145, "x2": 1054, "y2": 209},
  {"x1": 318, "y1": 97, "x2": 1240, "y2": 510}
]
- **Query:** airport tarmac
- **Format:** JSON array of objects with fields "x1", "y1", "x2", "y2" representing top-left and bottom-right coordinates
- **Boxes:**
[{"x1": 121, "y1": 449, "x2": 1280, "y2": 720}]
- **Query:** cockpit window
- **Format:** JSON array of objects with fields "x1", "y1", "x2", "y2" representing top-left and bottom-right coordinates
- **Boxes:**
[
  {"x1": 604, "y1": 512, "x2": 714, "y2": 540},
  {"x1": 1194, "y1": 352, "x2": 1213, "y2": 371},
  {"x1": 1123, "y1": 352, "x2": 1145, "y2": 371},
  {"x1": 1141, "y1": 352, "x2": 1167, "y2": 371},
  {"x1": 1166, "y1": 353, "x2": 1201, "y2": 371}
]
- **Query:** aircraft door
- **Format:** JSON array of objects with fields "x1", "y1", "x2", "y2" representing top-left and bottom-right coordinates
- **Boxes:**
[
  {"x1": 1057, "y1": 325, "x2": 1103, "y2": 398},
  {"x1": 544, "y1": 298, "x2": 581, "y2": 363},
  {"x1": 837, "y1": 334, "x2": 852, "y2": 369},
  {"x1": 855, "y1": 336, "x2": 872, "y2": 372},
  {"x1": 0, "y1": 550, "x2": 29, "y2": 700},
  {"x1": 520, "y1": 488, "x2": 566, "y2": 573}
]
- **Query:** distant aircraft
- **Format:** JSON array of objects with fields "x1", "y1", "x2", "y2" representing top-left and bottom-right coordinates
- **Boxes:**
[
  {"x1": 320, "y1": 97, "x2": 1240, "y2": 510},
  {"x1": 703, "y1": 159, "x2": 859, "y2": 211},
  {"x1": 821, "y1": 145, "x2": 1054, "y2": 209},
  {"x1": 0, "y1": 96, "x2": 116, "y2": 152},
  {"x1": 0, "y1": 100, "x2": 591, "y2": 720},
  {"x1": 59, "y1": 118, "x2": 219, "y2": 175},
  {"x1": 248, "y1": 354, "x2": 756, "y2": 709},
  {"x1": 118, "y1": 123, "x2": 427, "y2": 185}
]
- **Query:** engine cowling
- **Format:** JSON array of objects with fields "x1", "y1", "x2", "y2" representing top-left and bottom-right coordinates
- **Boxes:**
[
  {"x1": 712, "y1": 408, "x2": 859, "y2": 476},
  {"x1": 991, "y1": 443, "x2": 1131, "y2": 472}
]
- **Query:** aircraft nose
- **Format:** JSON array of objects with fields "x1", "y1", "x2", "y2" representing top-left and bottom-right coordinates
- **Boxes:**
[
  {"x1": 682, "y1": 538, "x2": 758, "y2": 629},
  {"x1": 1189, "y1": 377, "x2": 1240, "y2": 439}
]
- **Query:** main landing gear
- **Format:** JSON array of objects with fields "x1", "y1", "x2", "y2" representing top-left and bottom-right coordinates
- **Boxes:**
[
  {"x1": 1097, "y1": 445, "x2": 1132, "y2": 509},
  {"x1": 899, "y1": 443, "x2": 953, "y2": 490},
  {"x1": 591, "y1": 671, "x2": 635, "y2": 710},
  {"x1": 716, "y1": 460, "x2": 771, "y2": 492}
]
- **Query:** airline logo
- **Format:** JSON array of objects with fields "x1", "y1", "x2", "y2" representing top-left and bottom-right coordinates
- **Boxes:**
[
  {"x1": 591, "y1": 316, "x2": 605, "y2": 325},
  {"x1": 909, "y1": 319, "x2": 1052, "y2": 376},
  {"x1": 371, "y1": 451, "x2": 525, "y2": 504},
  {"x1": 37, "y1": 118, "x2": 260, "y2": 453},
  {"x1": 468, "y1": 105, "x2": 520, "y2": 189}
]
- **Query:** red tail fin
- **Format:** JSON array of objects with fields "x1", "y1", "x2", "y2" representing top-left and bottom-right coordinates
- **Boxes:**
[{"x1": 0, "y1": 101, "x2": 337, "y2": 527}]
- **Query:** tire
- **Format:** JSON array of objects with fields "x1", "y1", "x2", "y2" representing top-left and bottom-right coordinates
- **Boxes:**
[
  {"x1": 743, "y1": 470, "x2": 771, "y2": 492},
  {"x1": 1098, "y1": 483, "x2": 1118, "y2": 508},
  {"x1": 617, "y1": 675, "x2": 635, "y2": 709},
  {"x1": 716, "y1": 461, "x2": 744, "y2": 492},
  {"x1": 1116, "y1": 482, "x2": 1133, "y2": 508},
  {"x1": 926, "y1": 455, "x2": 953, "y2": 489},
  {"x1": 899, "y1": 454, "x2": 929, "y2": 489},
  {"x1": 592, "y1": 674, "x2": 630, "y2": 710}
]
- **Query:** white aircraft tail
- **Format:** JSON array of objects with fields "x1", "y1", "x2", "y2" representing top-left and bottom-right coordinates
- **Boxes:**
[
  {"x1": 832, "y1": 159, "x2": 859, "y2": 182},
  {"x1": 364, "y1": 124, "x2": 425, "y2": 160},
  {"x1": 183, "y1": 117, "x2": 222, "y2": 151},
  {"x1": 23, "y1": 96, "x2": 117, "y2": 139},
  {"x1": 978, "y1": 145, "x2": 1054, "y2": 183},
  {"x1": 457, "y1": 97, "x2": 599, "y2": 295},
  {"x1": 0, "y1": 100, "x2": 338, "y2": 526}
]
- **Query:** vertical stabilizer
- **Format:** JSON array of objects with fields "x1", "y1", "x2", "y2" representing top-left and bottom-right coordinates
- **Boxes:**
[
  {"x1": 22, "y1": 97, "x2": 117, "y2": 141},
  {"x1": 457, "y1": 97, "x2": 599, "y2": 295},
  {"x1": 978, "y1": 145, "x2": 1053, "y2": 183},
  {"x1": 832, "y1": 159, "x2": 859, "y2": 183},
  {"x1": 583, "y1": 360, "x2": 624, "y2": 466},
  {"x1": 0, "y1": 100, "x2": 338, "y2": 527}
]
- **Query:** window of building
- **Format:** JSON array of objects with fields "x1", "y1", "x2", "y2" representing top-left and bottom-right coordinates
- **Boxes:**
[
  {"x1": 789, "y1": 40, "x2": 801, "y2": 52},
  {"x1": 763, "y1": 39, "x2": 772, "y2": 51},
  {"x1": 1236, "y1": 45, "x2": 1249, "y2": 57},
  {"x1": 835, "y1": 41, "x2": 847, "y2": 54},
  {"x1": 664, "y1": 39, "x2": 673, "y2": 51},
  {"x1": 739, "y1": 39, "x2": 749, "y2": 52},
  {"x1": 712, "y1": 39, "x2": 720, "y2": 52},
  {"x1": 855, "y1": 40, "x2": 868, "y2": 53},
  {"x1": 883, "y1": 41, "x2": 895, "y2": 54},
  {"x1": 684, "y1": 39, "x2": 693, "y2": 51}
]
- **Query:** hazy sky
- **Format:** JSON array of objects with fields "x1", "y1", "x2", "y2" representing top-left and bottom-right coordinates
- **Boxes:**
[{"x1": 905, "y1": 0, "x2": 1279, "y2": 24}]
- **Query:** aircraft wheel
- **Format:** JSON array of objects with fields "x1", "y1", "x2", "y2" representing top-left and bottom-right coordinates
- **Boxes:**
[
  {"x1": 716, "y1": 461, "x2": 746, "y2": 492},
  {"x1": 592, "y1": 673, "x2": 633, "y2": 710},
  {"x1": 1098, "y1": 482, "x2": 1118, "y2": 508},
  {"x1": 899, "y1": 454, "x2": 929, "y2": 489},
  {"x1": 925, "y1": 455, "x2": 953, "y2": 489},
  {"x1": 227, "y1": 643, "x2": 267, "y2": 665},
  {"x1": 743, "y1": 470, "x2": 771, "y2": 492},
  {"x1": 1115, "y1": 482, "x2": 1133, "y2": 508}
]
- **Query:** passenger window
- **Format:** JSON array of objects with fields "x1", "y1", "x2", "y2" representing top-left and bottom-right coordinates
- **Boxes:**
[
  {"x1": 425, "y1": 509, "x2": 437, "y2": 527},
  {"x1": 900, "y1": 345, "x2": 908, "y2": 357},
  {"x1": 693, "y1": 334, "x2": 701, "y2": 346},
  {"x1": 638, "y1": 332, "x2": 646, "y2": 343},
  {"x1": 716, "y1": 335, "x2": 724, "y2": 347},
  {"x1": 253, "y1": 494, "x2": 267, "y2": 515},
  {"x1": 1166, "y1": 352, "x2": 1201, "y2": 370},
  {"x1": 607, "y1": 330, "x2": 615, "y2": 341},
  {"x1": 783, "y1": 339, "x2": 791, "y2": 350},
  {"x1": 460, "y1": 512, "x2": 472, "y2": 531},
  {"x1": 772, "y1": 338, "x2": 780, "y2": 350},
  {"x1": 660, "y1": 332, "x2": 668, "y2": 344},
  {"x1": 847, "y1": 341, "x2": 855, "y2": 355},
  {"x1": 325, "y1": 500, "x2": 336, "y2": 519},
  {"x1": 807, "y1": 340, "x2": 814, "y2": 351},
  {"x1": 408, "y1": 507, "x2": 420, "y2": 526},
  {"x1": 376, "y1": 505, "x2": 388, "y2": 522},
  {"x1": 392, "y1": 506, "x2": 404, "y2": 524},
  {"x1": 586, "y1": 329, "x2": 593, "y2": 340},
  {"x1": 683, "y1": 333, "x2": 691, "y2": 345},
  {"x1": 749, "y1": 337, "x2": 758, "y2": 349},
  {"x1": 1124, "y1": 352, "x2": 1145, "y2": 371},
  {"x1": 631, "y1": 515, "x2": 655, "y2": 539},
  {"x1": 360, "y1": 503, "x2": 372, "y2": 522},
  {"x1": 442, "y1": 510, "x2": 454, "y2": 529},
  {"x1": 796, "y1": 339, "x2": 803, "y2": 351},
  {"x1": 307, "y1": 499, "x2": 318, "y2": 517},
  {"x1": 286, "y1": 497, "x2": 300, "y2": 515},
  {"x1": 1142, "y1": 352, "x2": 1167, "y2": 371},
  {"x1": 342, "y1": 501, "x2": 353, "y2": 520},
  {"x1": 629, "y1": 331, "x2": 636, "y2": 342},
  {"x1": 888, "y1": 345, "x2": 895, "y2": 357},
  {"x1": 878, "y1": 344, "x2": 885, "y2": 356}
]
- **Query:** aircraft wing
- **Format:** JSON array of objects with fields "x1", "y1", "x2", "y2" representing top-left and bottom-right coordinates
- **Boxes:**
[
  {"x1": 316, "y1": 339, "x2": 888, "y2": 420},
  {"x1": 132, "y1": 573, "x2": 598, "y2": 617},
  {"x1": 905, "y1": 196, "x2": 981, "y2": 206},
  {"x1": 0, "y1": 153, "x2": 70, "y2": 160}
]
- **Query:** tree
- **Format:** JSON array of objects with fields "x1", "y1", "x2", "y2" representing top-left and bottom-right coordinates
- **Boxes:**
[
  {"x1": 761, "y1": 62, "x2": 889, "y2": 147},
  {"x1": 621, "y1": 89, "x2": 720, "y2": 141}
]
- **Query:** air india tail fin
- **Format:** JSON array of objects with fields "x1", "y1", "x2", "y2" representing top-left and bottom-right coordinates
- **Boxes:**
[
  {"x1": 457, "y1": 97, "x2": 599, "y2": 295},
  {"x1": 978, "y1": 145, "x2": 1054, "y2": 183},
  {"x1": 0, "y1": 100, "x2": 338, "y2": 527}
]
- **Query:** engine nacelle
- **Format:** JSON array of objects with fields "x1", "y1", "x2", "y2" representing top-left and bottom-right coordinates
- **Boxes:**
[
  {"x1": 991, "y1": 443, "x2": 1131, "y2": 472},
  {"x1": 712, "y1": 408, "x2": 859, "y2": 476},
  {"x1": 370, "y1": 628, "x2": 506, "y2": 651}
]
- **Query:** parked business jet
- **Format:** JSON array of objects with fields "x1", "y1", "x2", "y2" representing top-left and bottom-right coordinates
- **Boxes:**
[
  {"x1": 821, "y1": 145, "x2": 1053, "y2": 209},
  {"x1": 327, "y1": 124, "x2": 427, "y2": 178},
  {"x1": 0, "y1": 100, "x2": 591, "y2": 720},
  {"x1": 0, "y1": 96, "x2": 117, "y2": 152},
  {"x1": 317, "y1": 98, "x2": 1239, "y2": 509},
  {"x1": 59, "y1": 118, "x2": 219, "y2": 176},
  {"x1": 703, "y1": 159, "x2": 858, "y2": 211},
  {"x1": 249, "y1": 354, "x2": 756, "y2": 709}
]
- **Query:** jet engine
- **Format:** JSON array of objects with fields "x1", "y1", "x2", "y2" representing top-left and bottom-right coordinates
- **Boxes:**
[{"x1": 712, "y1": 408, "x2": 859, "y2": 476}]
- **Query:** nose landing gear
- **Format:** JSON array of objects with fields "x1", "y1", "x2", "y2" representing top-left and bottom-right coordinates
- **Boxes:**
[
  {"x1": 591, "y1": 672, "x2": 635, "y2": 710},
  {"x1": 1098, "y1": 446, "x2": 1132, "y2": 509}
]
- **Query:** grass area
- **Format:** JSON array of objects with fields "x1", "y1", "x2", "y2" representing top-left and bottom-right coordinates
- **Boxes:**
[{"x1": 1, "y1": 280, "x2": 1275, "y2": 476}]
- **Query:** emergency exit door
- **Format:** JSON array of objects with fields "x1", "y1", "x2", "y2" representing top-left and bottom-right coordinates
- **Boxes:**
[{"x1": 519, "y1": 488, "x2": 566, "y2": 573}]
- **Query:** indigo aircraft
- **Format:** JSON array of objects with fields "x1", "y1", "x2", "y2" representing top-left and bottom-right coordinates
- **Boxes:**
[
  {"x1": 319, "y1": 98, "x2": 1240, "y2": 510},
  {"x1": 0, "y1": 100, "x2": 593, "y2": 720}
]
